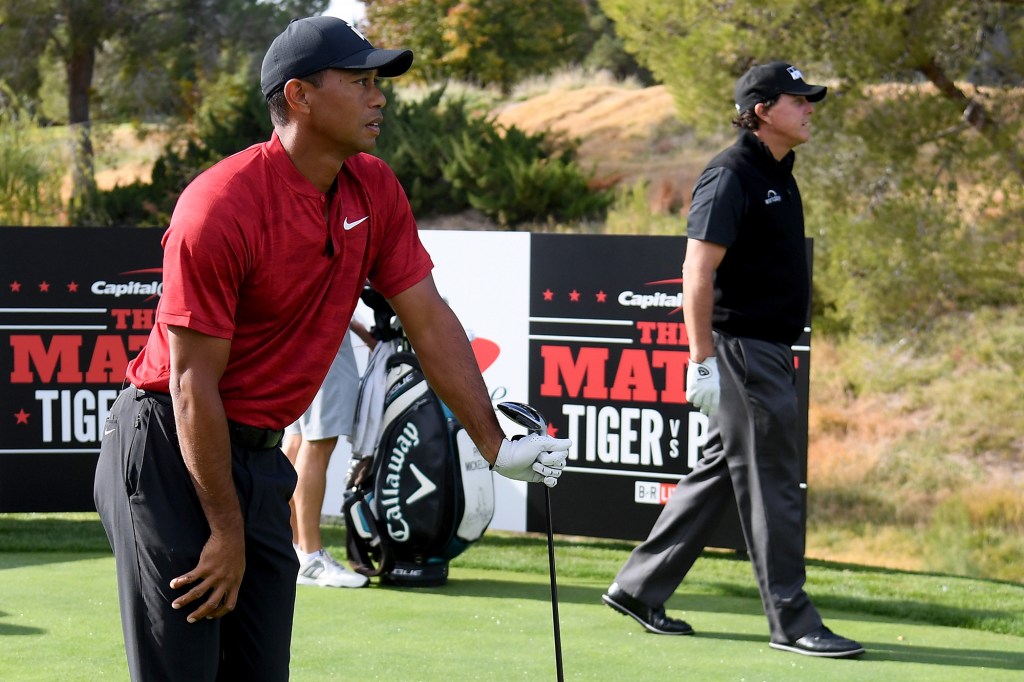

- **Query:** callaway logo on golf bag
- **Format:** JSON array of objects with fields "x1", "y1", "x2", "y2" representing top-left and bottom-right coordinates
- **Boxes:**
[{"x1": 342, "y1": 351, "x2": 494, "y2": 586}]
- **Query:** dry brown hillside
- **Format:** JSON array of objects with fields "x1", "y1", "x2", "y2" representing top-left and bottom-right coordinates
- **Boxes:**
[{"x1": 494, "y1": 85, "x2": 716, "y2": 214}]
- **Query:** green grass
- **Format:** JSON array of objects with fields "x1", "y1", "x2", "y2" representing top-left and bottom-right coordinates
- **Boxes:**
[
  {"x1": 1, "y1": 514, "x2": 1023, "y2": 680},
  {"x1": 805, "y1": 310, "x2": 1024, "y2": 583}
]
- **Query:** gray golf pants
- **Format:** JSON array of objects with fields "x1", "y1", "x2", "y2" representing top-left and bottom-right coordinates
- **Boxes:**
[{"x1": 613, "y1": 332, "x2": 822, "y2": 643}]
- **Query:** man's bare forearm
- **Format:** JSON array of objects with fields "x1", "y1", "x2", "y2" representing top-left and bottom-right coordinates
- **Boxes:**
[
  {"x1": 402, "y1": 303, "x2": 505, "y2": 463},
  {"x1": 388, "y1": 276, "x2": 505, "y2": 463},
  {"x1": 167, "y1": 326, "x2": 242, "y2": 536},
  {"x1": 171, "y1": 372, "x2": 243, "y2": 536}
]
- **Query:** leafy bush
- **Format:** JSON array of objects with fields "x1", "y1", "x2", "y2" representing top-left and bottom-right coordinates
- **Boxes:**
[
  {"x1": 443, "y1": 123, "x2": 612, "y2": 227},
  {"x1": 375, "y1": 84, "x2": 612, "y2": 228},
  {"x1": 94, "y1": 177, "x2": 173, "y2": 227},
  {"x1": 98, "y1": 79, "x2": 609, "y2": 229},
  {"x1": 366, "y1": 0, "x2": 591, "y2": 93},
  {"x1": 0, "y1": 91, "x2": 65, "y2": 226},
  {"x1": 97, "y1": 80, "x2": 272, "y2": 227},
  {"x1": 802, "y1": 83, "x2": 1024, "y2": 339},
  {"x1": 373, "y1": 85, "x2": 474, "y2": 217},
  {"x1": 809, "y1": 187, "x2": 1024, "y2": 338},
  {"x1": 192, "y1": 66, "x2": 275, "y2": 162}
]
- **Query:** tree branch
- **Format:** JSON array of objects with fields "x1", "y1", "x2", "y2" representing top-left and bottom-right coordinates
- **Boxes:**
[{"x1": 915, "y1": 55, "x2": 1024, "y2": 183}]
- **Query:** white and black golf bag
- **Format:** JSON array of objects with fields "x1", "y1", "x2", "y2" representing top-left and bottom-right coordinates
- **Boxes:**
[{"x1": 342, "y1": 288, "x2": 494, "y2": 587}]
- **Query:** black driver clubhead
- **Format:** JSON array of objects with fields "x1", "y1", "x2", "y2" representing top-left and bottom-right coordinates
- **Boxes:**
[{"x1": 497, "y1": 401, "x2": 546, "y2": 436}]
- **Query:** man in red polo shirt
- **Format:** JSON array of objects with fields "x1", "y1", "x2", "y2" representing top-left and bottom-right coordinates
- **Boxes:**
[{"x1": 93, "y1": 16, "x2": 570, "y2": 681}]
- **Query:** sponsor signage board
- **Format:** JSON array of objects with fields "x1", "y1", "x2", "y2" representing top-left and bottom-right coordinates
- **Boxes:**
[
  {"x1": 521, "y1": 234, "x2": 811, "y2": 545},
  {"x1": 0, "y1": 227, "x2": 163, "y2": 510},
  {"x1": 0, "y1": 228, "x2": 809, "y2": 548}
]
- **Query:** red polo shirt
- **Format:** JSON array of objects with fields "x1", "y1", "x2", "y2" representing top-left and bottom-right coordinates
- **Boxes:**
[{"x1": 127, "y1": 132, "x2": 432, "y2": 428}]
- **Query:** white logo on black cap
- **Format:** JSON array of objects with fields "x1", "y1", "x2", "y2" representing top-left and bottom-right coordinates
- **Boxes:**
[
  {"x1": 345, "y1": 20, "x2": 368, "y2": 42},
  {"x1": 786, "y1": 66, "x2": 804, "y2": 81}
]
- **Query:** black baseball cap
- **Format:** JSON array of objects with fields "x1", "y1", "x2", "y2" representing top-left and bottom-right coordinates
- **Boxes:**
[
  {"x1": 734, "y1": 62, "x2": 827, "y2": 114},
  {"x1": 260, "y1": 16, "x2": 414, "y2": 99}
]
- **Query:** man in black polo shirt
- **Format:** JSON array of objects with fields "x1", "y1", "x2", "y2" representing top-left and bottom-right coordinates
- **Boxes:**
[{"x1": 602, "y1": 62, "x2": 864, "y2": 658}]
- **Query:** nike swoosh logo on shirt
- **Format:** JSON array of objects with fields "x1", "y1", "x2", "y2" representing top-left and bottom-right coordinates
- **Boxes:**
[{"x1": 343, "y1": 216, "x2": 369, "y2": 231}]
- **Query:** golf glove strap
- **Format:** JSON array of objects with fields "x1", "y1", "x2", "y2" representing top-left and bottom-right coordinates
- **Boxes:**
[
  {"x1": 492, "y1": 434, "x2": 570, "y2": 488},
  {"x1": 686, "y1": 357, "x2": 720, "y2": 417}
]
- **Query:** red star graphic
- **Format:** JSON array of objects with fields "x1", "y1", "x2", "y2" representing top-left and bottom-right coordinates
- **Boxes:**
[
  {"x1": 569, "y1": 289, "x2": 580, "y2": 302},
  {"x1": 14, "y1": 409, "x2": 30, "y2": 425},
  {"x1": 595, "y1": 290, "x2": 607, "y2": 303},
  {"x1": 10, "y1": 281, "x2": 21, "y2": 293},
  {"x1": 543, "y1": 289, "x2": 554, "y2": 301},
  {"x1": 67, "y1": 281, "x2": 79, "y2": 292},
  {"x1": 546, "y1": 422, "x2": 558, "y2": 437},
  {"x1": 39, "y1": 281, "x2": 51, "y2": 293}
]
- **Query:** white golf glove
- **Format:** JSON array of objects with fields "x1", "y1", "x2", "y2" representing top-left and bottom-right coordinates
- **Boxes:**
[
  {"x1": 492, "y1": 434, "x2": 571, "y2": 488},
  {"x1": 686, "y1": 357, "x2": 720, "y2": 417}
]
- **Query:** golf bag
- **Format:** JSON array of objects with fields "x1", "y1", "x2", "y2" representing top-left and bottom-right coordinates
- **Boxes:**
[{"x1": 342, "y1": 289, "x2": 495, "y2": 587}]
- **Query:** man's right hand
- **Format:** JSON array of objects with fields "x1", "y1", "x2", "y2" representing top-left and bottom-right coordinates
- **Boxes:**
[
  {"x1": 492, "y1": 434, "x2": 571, "y2": 487},
  {"x1": 170, "y1": 529, "x2": 245, "y2": 623},
  {"x1": 686, "y1": 357, "x2": 721, "y2": 417}
]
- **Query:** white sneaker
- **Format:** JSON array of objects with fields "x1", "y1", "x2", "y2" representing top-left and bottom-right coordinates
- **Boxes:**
[{"x1": 297, "y1": 549, "x2": 368, "y2": 588}]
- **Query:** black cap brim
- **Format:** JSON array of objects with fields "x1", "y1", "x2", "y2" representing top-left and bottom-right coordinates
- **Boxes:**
[
  {"x1": 782, "y1": 83, "x2": 827, "y2": 102},
  {"x1": 330, "y1": 48, "x2": 414, "y2": 78}
]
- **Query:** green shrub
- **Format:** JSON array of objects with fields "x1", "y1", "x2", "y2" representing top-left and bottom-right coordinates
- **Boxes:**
[
  {"x1": 97, "y1": 80, "x2": 272, "y2": 227},
  {"x1": 373, "y1": 85, "x2": 474, "y2": 217},
  {"x1": 98, "y1": 80, "x2": 610, "y2": 230},
  {"x1": 0, "y1": 91, "x2": 65, "y2": 226},
  {"x1": 804, "y1": 85, "x2": 1024, "y2": 340},
  {"x1": 443, "y1": 123, "x2": 612, "y2": 227},
  {"x1": 192, "y1": 67, "x2": 274, "y2": 160},
  {"x1": 96, "y1": 137, "x2": 201, "y2": 227},
  {"x1": 97, "y1": 177, "x2": 175, "y2": 227},
  {"x1": 376, "y1": 84, "x2": 612, "y2": 228}
]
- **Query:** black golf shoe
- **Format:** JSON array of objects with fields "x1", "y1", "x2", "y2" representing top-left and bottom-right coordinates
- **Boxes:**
[
  {"x1": 602, "y1": 583, "x2": 694, "y2": 636},
  {"x1": 769, "y1": 625, "x2": 865, "y2": 658}
]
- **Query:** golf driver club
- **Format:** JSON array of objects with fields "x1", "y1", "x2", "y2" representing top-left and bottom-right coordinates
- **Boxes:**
[{"x1": 496, "y1": 401, "x2": 564, "y2": 682}]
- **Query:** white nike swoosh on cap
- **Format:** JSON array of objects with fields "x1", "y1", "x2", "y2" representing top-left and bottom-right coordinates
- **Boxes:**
[{"x1": 343, "y1": 216, "x2": 369, "y2": 230}]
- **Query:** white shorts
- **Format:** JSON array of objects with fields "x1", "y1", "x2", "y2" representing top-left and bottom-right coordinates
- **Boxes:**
[{"x1": 285, "y1": 331, "x2": 359, "y2": 441}]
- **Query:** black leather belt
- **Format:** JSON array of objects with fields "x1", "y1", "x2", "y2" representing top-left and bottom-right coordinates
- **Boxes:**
[
  {"x1": 133, "y1": 385, "x2": 171, "y2": 405},
  {"x1": 132, "y1": 386, "x2": 283, "y2": 450},
  {"x1": 228, "y1": 421, "x2": 285, "y2": 450}
]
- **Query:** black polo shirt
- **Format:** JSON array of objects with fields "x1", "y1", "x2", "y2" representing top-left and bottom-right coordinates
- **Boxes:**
[{"x1": 686, "y1": 130, "x2": 810, "y2": 345}]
